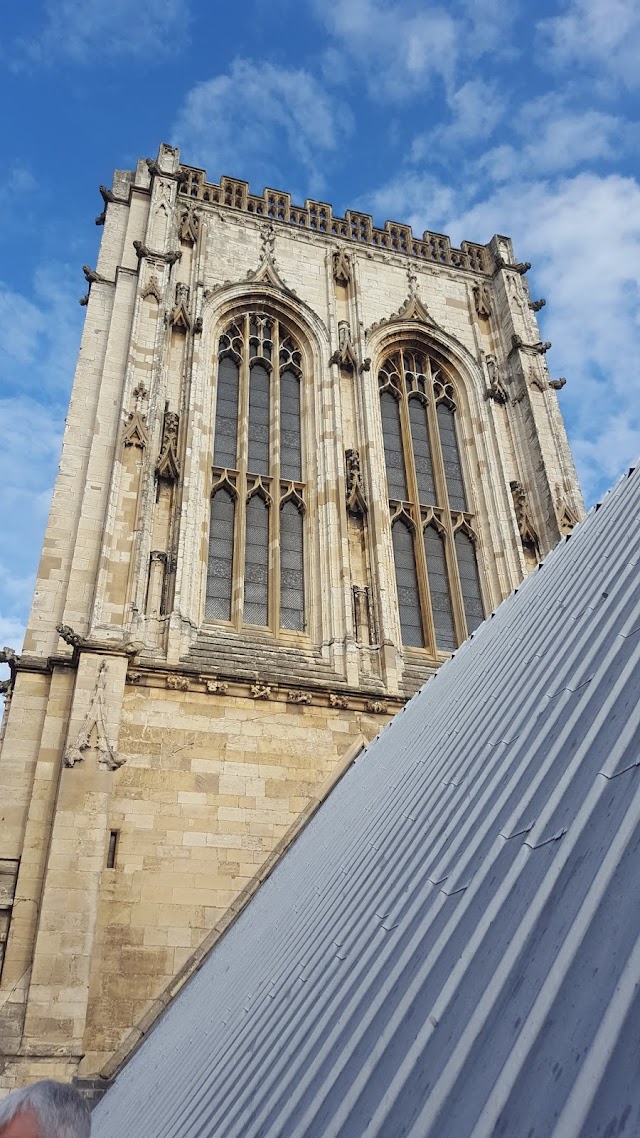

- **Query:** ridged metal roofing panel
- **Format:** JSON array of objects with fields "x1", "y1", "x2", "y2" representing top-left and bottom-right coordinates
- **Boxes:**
[{"x1": 93, "y1": 464, "x2": 640, "y2": 1138}]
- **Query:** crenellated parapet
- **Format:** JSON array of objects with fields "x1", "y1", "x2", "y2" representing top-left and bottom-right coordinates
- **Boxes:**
[{"x1": 177, "y1": 167, "x2": 490, "y2": 274}]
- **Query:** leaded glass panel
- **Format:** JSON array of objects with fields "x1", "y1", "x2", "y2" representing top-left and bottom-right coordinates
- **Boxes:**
[{"x1": 206, "y1": 490, "x2": 235, "y2": 620}]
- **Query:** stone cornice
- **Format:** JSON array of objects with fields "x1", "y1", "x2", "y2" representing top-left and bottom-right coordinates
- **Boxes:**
[{"x1": 126, "y1": 665, "x2": 404, "y2": 714}]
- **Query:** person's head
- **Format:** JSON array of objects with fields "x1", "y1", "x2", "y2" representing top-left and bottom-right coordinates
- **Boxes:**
[{"x1": 0, "y1": 1081, "x2": 90, "y2": 1138}]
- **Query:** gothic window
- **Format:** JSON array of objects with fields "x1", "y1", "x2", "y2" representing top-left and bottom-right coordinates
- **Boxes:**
[
  {"x1": 206, "y1": 313, "x2": 306, "y2": 633},
  {"x1": 379, "y1": 347, "x2": 484, "y2": 653}
]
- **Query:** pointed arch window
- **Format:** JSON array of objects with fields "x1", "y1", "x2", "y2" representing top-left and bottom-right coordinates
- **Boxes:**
[
  {"x1": 379, "y1": 347, "x2": 484, "y2": 653},
  {"x1": 206, "y1": 313, "x2": 306, "y2": 633}
]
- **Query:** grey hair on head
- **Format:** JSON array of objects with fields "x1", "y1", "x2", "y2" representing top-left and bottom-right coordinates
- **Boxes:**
[{"x1": 0, "y1": 1081, "x2": 90, "y2": 1138}]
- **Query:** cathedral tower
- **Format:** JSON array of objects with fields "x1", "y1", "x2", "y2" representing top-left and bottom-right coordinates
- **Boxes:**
[{"x1": 0, "y1": 143, "x2": 582, "y2": 1091}]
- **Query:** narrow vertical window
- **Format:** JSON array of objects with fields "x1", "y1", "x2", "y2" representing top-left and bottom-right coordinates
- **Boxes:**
[
  {"x1": 206, "y1": 489, "x2": 235, "y2": 620},
  {"x1": 409, "y1": 398, "x2": 436, "y2": 504},
  {"x1": 107, "y1": 831, "x2": 119, "y2": 869},
  {"x1": 437, "y1": 402, "x2": 466, "y2": 511},
  {"x1": 424, "y1": 526, "x2": 456, "y2": 651},
  {"x1": 244, "y1": 495, "x2": 269, "y2": 626},
  {"x1": 380, "y1": 391, "x2": 408, "y2": 500},
  {"x1": 280, "y1": 499, "x2": 304, "y2": 631},
  {"x1": 455, "y1": 530, "x2": 484, "y2": 634},
  {"x1": 280, "y1": 370, "x2": 301, "y2": 481},
  {"x1": 248, "y1": 364, "x2": 270, "y2": 474},
  {"x1": 214, "y1": 357, "x2": 239, "y2": 468},
  {"x1": 392, "y1": 520, "x2": 423, "y2": 648}
]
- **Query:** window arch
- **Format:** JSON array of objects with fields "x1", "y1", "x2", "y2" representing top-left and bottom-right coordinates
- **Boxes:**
[
  {"x1": 205, "y1": 312, "x2": 306, "y2": 633},
  {"x1": 379, "y1": 345, "x2": 484, "y2": 653}
]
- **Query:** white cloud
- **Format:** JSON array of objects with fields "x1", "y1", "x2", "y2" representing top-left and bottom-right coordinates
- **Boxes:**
[
  {"x1": 316, "y1": 0, "x2": 515, "y2": 100},
  {"x1": 447, "y1": 172, "x2": 640, "y2": 503},
  {"x1": 358, "y1": 172, "x2": 457, "y2": 233},
  {"x1": 317, "y1": 0, "x2": 459, "y2": 98},
  {"x1": 411, "y1": 79, "x2": 506, "y2": 161},
  {"x1": 17, "y1": 0, "x2": 189, "y2": 65},
  {"x1": 538, "y1": 0, "x2": 640, "y2": 89},
  {"x1": 477, "y1": 107, "x2": 627, "y2": 182},
  {"x1": 174, "y1": 59, "x2": 351, "y2": 192}
]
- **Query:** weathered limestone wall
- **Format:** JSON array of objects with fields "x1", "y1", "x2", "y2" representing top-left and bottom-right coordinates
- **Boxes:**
[{"x1": 0, "y1": 142, "x2": 583, "y2": 1093}]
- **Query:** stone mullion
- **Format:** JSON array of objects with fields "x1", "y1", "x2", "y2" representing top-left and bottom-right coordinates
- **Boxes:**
[
  {"x1": 234, "y1": 316, "x2": 250, "y2": 630},
  {"x1": 427, "y1": 387, "x2": 468, "y2": 646}
]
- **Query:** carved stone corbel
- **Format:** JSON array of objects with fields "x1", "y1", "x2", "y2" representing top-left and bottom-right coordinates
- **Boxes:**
[
  {"x1": 166, "y1": 675, "x2": 189, "y2": 691},
  {"x1": 529, "y1": 298, "x2": 546, "y2": 312},
  {"x1": 365, "y1": 699, "x2": 388, "y2": 714},
  {"x1": 329, "y1": 693, "x2": 349, "y2": 709},
  {"x1": 549, "y1": 377, "x2": 566, "y2": 390},
  {"x1": 287, "y1": 690, "x2": 312, "y2": 704},
  {"x1": 251, "y1": 681, "x2": 273, "y2": 700}
]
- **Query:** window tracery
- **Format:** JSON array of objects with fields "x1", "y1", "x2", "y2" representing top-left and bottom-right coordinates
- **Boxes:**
[
  {"x1": 379, "y1": 346, "x2": 484, "y2": 653},
  {"x1": 206, "y1": 313, "x2": 306, "y2": 633}
]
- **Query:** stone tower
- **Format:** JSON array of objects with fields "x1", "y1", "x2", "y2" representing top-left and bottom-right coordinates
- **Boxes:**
[{"x1": 0, "y1": 143, "x2": 582, "y2": 1092}]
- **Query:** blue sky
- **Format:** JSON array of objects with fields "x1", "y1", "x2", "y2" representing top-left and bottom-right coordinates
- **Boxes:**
[{"x1": 1, "y1": 0, "x2": 640, "y2": 660}]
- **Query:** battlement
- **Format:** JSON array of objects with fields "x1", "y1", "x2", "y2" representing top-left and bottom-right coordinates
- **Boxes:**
[{"x1": 178, "y1": 166, "x2": 490, "y2": 275}]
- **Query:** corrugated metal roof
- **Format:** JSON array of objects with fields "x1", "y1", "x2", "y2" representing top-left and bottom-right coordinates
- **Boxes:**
[{"x1": 93, "y1": 464, "x2": 640, "y2": 1138}]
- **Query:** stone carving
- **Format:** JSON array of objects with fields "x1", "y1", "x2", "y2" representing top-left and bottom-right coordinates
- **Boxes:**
[
  {"x1": 179, "y1": 208, "x2": 200, "y2": 244},
  {"x1": 251, "y1": 681, "x2": 273, "y2": 700},
  {"x1": 203, "y1": 679, "x2": 229, "y2": 694},
  {"x1": 166, "y1": 675, "x2": 189, "y2": 691},
  {"x1": 0, "y1": 646, "x2": 19, "y2": 699},
  {"x1": 133, "y1": 241, "x2": 181, "y2": 266},
  {"x1": 168, "y1": 282, "x2": 192, "y2": 332},
  {"x1": 122, "y1": 388, "x2": 148, "y2": 450},
  {"x1": 510, "y1": 481, "x2": 540, "y2": 555},
  {"x1": 332, "y1": 247, "x2": 352, "y2": 285},
  {"x1": 365, "y1": 699, "x2": 388, "y2": 714},
  {"x1": 79, "y1": 264, "x2": 110, "y2": 306},
  {"x1": 329, "y1": 693, "x2": 349, "y2": 709},
  {"x1": 511, "y1": 335, "x2": 551, "y2": 355},
  {"x1": 473, "y1": 281, "x2": 492, "y2": 319},
  {"x1": 156, "y1": 411, "x2": 180, "y2": 482},
  {"x1": 495, "y1": 256, "x2": 531, "y2": 274},
  {"x1": 64, "y1": 660, "x2": 123, "y2": 770},
  {"x1": 193, "y1": 316, "x2": 203, "y2": 335},
  {"x1": 287, "y1": 690, "x2": 312, "y2": 704},
  {"x1": 529, "y1": 298, "x2": 546, "y2": 312},
  {"x1": 484, "y1": 355, "x2": 508, "y2": 404},
  {"x1": 246, "y1": 223, "x2": 297, "y2": 295},
  {"x1": 345, "y1": 449, "x2": 367, "y2": 516},
  {"x1": 367, "y1": 291, "x2": 438, "y2": 334},
  {"x1": 95, "y1": 184, "x2": 124, "y2": 225},
  {"x1": 556, "y1": 496, "x2": 579, "y2": 535},
  {"x1": 126, "y1": 671, "x2": 142, "y2": 684},
  {"x1": 549, "y1": 377, "x2": 567, "y2": 390},
  {"x1": 141, "y1": 275, "x2": 162, "y2": 302},
  {"x1": 359, "y1": 358, "x2": 371, "y2": 373},
  {"x1": 330, "y1": 321, "x2": 359, "y2": 371},
  {"x1": 56, "y1": 623, "x2": 83, "y2": 648}
]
